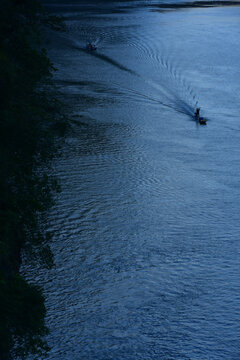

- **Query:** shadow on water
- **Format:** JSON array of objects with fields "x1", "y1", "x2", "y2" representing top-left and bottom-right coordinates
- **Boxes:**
[
  {"x1": 151, "y1": 0, "x2": 240, "y2": 11},
  {"x1": 43, "y1": 0, "x2": 240, "y2": 17}
]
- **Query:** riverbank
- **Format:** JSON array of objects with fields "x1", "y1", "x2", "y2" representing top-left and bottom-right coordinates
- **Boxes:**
[{"x1": 0, "y1": 1, "x2": 66, "y2": 358}]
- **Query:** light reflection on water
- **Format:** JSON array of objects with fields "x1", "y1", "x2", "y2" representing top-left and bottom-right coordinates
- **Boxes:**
[{"x1": 25, "y1": 1, "x2": 240, "y2": 359}]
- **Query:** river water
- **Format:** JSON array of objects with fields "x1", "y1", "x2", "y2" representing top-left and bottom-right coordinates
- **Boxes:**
[{"x1": 26, "y1": 1, "x2": 240, "y2": 359}]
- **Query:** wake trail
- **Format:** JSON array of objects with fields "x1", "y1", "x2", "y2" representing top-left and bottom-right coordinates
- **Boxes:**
[
  {"x1": 110, "y1": 81, "x2": 192, "y2": 117},
  {"x1": 70, "y1": 38, "x2": 195, "y2": 118}
]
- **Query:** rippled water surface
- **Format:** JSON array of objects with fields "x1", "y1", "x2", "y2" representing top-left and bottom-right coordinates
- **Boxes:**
[{"x1": 25, "y1": 1, "x2": 240, "y2": 359}]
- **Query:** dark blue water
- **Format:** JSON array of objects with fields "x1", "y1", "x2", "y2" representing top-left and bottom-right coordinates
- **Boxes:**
[{"x1": 24, "y1": 1, "x2": 240, "y2": 359}]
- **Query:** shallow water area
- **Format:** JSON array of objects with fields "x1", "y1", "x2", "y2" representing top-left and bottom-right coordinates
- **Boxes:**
[{"x1": 24, "y1": 1, "x2": 240, "y2": 359}]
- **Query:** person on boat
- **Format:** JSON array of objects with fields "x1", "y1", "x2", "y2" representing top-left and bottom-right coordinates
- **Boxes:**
[
  {"x1": 86, "y1": 42, "x2": 96, "y2": 51},
  {"x1": 195, "y1": 107, "x2": 200, "y2": 117}
]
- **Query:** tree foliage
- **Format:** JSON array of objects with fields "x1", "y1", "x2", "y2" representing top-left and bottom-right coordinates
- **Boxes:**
[{"x1": 0, "y1": 0, "x2": 66, "y2": 358}]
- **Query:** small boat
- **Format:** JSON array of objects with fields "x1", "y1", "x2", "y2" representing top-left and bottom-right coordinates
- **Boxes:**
[
  {"x1": 199, "y1": 117, "x2": 207, "y2": 125},
  {"x1": 85, "y1": 43, "x2": 97, "y2": 51}
]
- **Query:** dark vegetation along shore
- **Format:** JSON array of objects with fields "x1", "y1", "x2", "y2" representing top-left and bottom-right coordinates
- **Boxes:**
[{"x1": 0, "y1": 1, "x2": 66, "y2": 358}]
